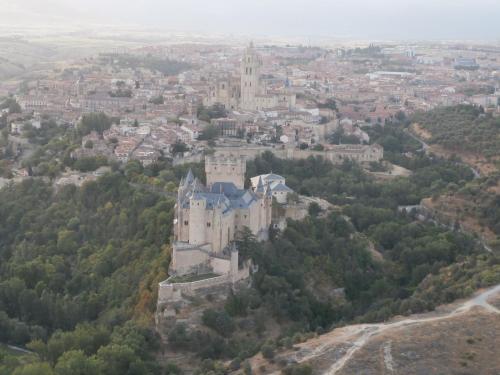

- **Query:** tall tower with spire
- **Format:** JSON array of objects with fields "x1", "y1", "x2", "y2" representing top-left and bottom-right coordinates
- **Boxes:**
[{"x1": 240, "y1": 42, "x2": 262, "y2": 110}]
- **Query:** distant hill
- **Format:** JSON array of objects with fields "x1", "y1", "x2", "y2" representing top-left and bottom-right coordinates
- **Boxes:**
[{"x1": 411, "y1": 105, "x2": 500, "y2": 174}]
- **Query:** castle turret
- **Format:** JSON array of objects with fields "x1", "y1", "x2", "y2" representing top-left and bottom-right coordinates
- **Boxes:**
[{"x1": 189, "y1": 195, "x2": 206, "y2": 245}]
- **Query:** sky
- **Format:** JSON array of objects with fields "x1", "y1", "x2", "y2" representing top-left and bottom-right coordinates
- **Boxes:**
[{"x1": 1, "y1": 0, "x2": 500, "y2": 41}]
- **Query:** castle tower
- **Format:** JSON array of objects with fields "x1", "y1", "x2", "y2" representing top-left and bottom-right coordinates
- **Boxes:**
[
  {"x1": 240, "y1": 42, "x2": 262, "y2": 111},
  {"x1": 189, "y1": 195, "x2": 206, "y2": 245},
  {"x1": 205, "y1": 155, "x2": 246, "y2": 189}
]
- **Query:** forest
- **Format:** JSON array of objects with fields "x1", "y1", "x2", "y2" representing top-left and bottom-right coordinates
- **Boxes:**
[
  {"x1": 0, "y1": 172, "x2": 173, "y2": 374},
  {"x1": 0, "y1": 114, "x2": 499, "y2": 374}
]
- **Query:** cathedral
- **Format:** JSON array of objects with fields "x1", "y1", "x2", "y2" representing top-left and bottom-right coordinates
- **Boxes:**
[
  {"x1": 169, "y1": 155, "x2": 273, "y2": 279},
  {"x1": 205, "y1": 42, "x2": 296, "y2": 111}
]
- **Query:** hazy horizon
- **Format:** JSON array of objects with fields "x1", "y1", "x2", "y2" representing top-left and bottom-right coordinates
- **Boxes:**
[{"x1": 0, "y1": 0, "x2": 499, "y2": 42}]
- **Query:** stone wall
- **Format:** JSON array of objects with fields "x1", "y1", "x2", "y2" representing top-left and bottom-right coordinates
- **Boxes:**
[
  {"x1": 214, "y1": 144, "x2": 383, "y2": 164},
  {"x1": 171, "y1": 244, "x2": 212, "y2": 276},
  {"x1": 205, "y1": 155, "x2": 246, "y2": 189},
  {"x1": 157, "y1": 267, "x2": 250, "y2": 305}
]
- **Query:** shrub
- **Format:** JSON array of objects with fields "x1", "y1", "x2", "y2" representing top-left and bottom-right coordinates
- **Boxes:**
[{"x1": 202, "y1": 309, "x2": 235, "y2": 337}]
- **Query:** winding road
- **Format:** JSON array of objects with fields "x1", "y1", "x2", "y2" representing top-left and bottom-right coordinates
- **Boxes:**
[{"x1": 404, "y1": 127, "x2": 481, "y2": 178}]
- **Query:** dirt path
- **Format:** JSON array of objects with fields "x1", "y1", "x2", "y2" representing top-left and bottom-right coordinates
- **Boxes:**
[
  {"x1": 268, "y1": 284, "x2": 500, "y2": 375},
  {"x1": 323, "y1": 284, "x2": 500, "y2": 374}
]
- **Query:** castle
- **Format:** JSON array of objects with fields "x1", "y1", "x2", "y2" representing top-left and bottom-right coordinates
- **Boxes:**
[
  {"x1": 158, "y1": 155, "x2": 277, "y2": 304},
  {"x1": 205, "y1": 43, "x2": 296, "y2": 111}
]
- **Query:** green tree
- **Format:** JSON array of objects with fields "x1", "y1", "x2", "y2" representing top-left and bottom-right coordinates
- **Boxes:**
[
  {"x1": 55, "y1": 350, "x2": 101, "y2": 375},
  {"x1": 12, "y1": 363, "x2": 55, "y2": 375}
]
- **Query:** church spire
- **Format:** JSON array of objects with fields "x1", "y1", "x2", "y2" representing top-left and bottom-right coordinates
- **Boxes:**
[
  {"x1": 256, "y1": 176, "x2": 265, "y2": 193},
  {"x1": 184, "y1": 169, "x2": 195, "y2": 186}
]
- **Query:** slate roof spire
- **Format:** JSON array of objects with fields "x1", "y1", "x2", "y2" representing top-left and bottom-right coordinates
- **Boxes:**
[
  {"x1": 185, "y1": 169, "x2": 195, "y2": 185},
  {"x1": 256, "y1": 176, "x2": 265, "y2": 193}
]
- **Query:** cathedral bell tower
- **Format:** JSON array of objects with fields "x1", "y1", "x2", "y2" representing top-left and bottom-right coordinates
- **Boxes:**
[{"x1": 240, "y1": 42, "x2": 262, "y2": 110}]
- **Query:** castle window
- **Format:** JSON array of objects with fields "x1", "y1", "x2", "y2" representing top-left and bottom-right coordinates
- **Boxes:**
[
  {"x1": 207, "y1": 222, "x2": 211, "y2": 227},
  {"x1": 184, "y1": 220, "x2": 189, "y2": 226}
]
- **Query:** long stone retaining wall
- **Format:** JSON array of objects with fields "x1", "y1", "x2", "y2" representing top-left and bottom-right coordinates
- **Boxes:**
[
  {"x1": 214, "y1": 144, "x2": 383, "y2": 164},
  {"x1": 157, "y1": 267, "x2": 250, "y2": 304}
]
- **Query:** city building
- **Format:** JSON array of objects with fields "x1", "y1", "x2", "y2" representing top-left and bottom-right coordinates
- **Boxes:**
[{"x1": 205, "y1": 43, "x2": 296, "y2": 111}]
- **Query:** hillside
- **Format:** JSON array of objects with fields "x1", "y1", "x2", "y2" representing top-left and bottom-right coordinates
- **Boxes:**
[
  {"x1": 242, "y1": 284, "x2": 500, "y2": 375},
  {"x1": 154, "y1": 148, "x2": 500, "y2": 373},
  {"x1": 410, "y1": 105, "x2": 500, "y2": 175},
  {"x1": 1, "y1": 121, "x2": 499, "y2": 374},
  {"x1": 0, "y1": 173, "x2": 174, "y2": 374},
  {"x1": 408, "y1": 106, "x2": 500, "y2": 250}
]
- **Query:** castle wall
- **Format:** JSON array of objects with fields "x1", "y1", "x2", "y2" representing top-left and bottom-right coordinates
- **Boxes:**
[
  {"x1": 158, "y1": 274, "x2": 230, "y2": 303},
  {"x1": 230, "y1": 251, "x2": 239, "y2": 282},
  {"x1": 205, "y1": 206, "x2": 236, "y2": 254},
  {"x1": 205, "y1": 155, "x2": 246, "y2": 189},
  {"x1": 189, "y1": 197, "x2": 207, "y2": 245},
  {"x1": 157, "y1": 265, "x2": 250, "y2": 305},
  {"x1": 234, "y1": 207, "x2": 249, "y2": 231},
  {"x1": 274, "y1": 190, "x2": 288, "y2": 204},
  {"x1": 176, "y1": 207, "x2": 191, "y2": 242},
  {"x1": 250, "y1": 199, "x2": 263, "y2": 235},
  {"x1": 219, "y1": 211, "x2": 235, "y2": 252},
  {"x1": 210, "y1": 256, "x2": 231, "y2": 275},
  {"x1": 171, "y1": 247, "x2": 210, "y2": 276},
  {"x1": 214, "y1": 145, "x2": 384, "y2": 164}
]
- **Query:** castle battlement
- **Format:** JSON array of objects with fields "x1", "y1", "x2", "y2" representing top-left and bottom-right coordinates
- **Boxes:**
[{"x1": 205, "y1": 154, "x2": 246, "y2": 189}]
